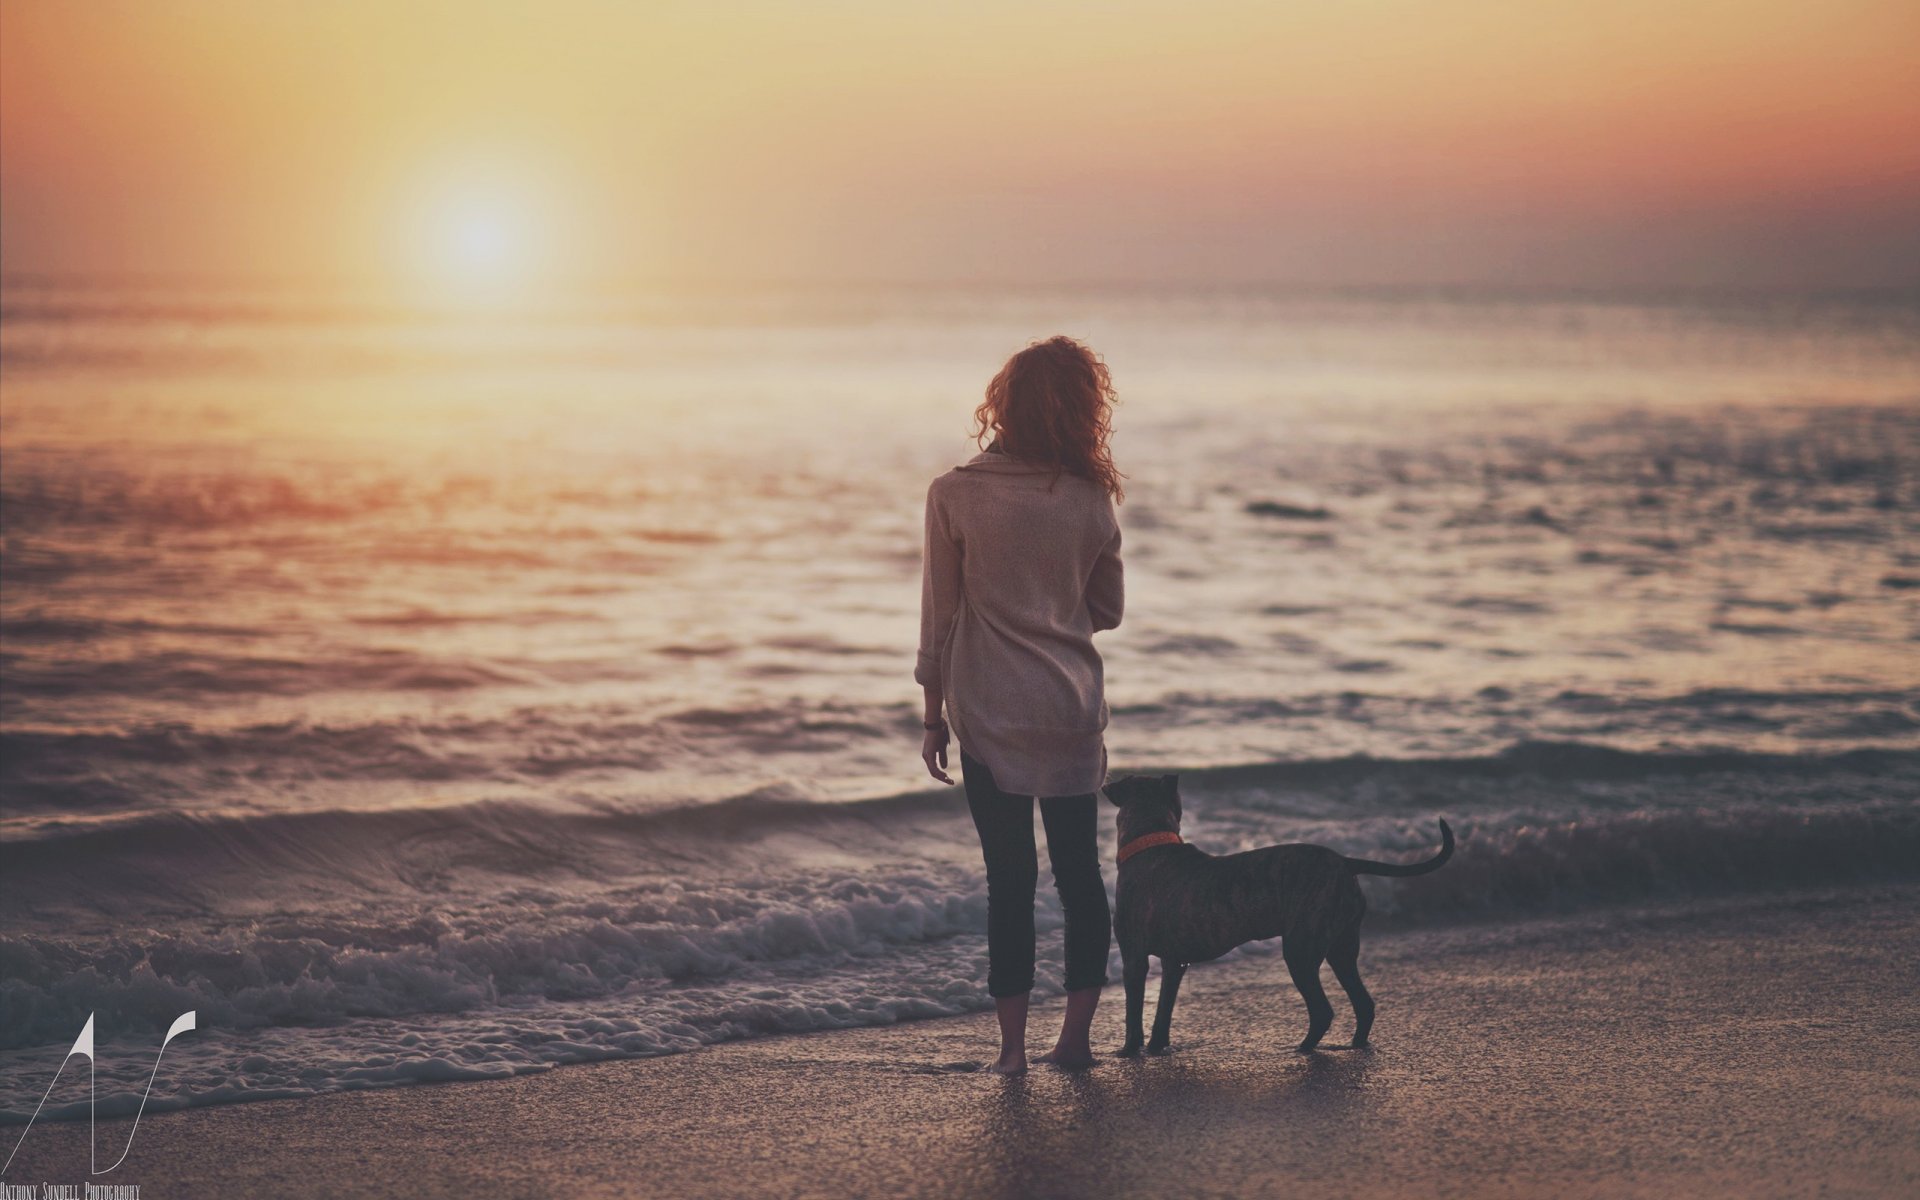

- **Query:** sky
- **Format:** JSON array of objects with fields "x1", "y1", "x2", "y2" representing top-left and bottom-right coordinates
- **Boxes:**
[{"x1": 2, "y1": 0, "x2": 1918, "y2": 292}]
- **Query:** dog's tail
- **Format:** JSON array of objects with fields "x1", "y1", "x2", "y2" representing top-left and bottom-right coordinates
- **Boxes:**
[{"x1": 1344, "y1": 819, "x2": 1453, "y2": 877}]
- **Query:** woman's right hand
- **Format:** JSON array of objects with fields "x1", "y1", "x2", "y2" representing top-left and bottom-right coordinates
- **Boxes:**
[{"x1": 922, "y1": 724, "x2": 954, "y2": 785}]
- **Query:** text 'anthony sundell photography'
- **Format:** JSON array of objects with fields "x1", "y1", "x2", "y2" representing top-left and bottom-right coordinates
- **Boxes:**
[{"x1": 2, "y1": 1185, "x2": 144, "y2": 1200}]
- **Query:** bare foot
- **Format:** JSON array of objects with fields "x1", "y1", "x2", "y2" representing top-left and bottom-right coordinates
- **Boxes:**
[
  {"x1": 1034, "y1": 1046, "x2": 1097, "y2": 1069},
  {"x1": 987, "y1": 1051, "x2": 1028, "y2": 1075}
]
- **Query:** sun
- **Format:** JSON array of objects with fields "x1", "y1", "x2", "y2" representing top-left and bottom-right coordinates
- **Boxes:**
[
  {"x1": 446, "y1": 204, "x2": 518, "y2": 279},
  {"x1": 396, "y1": 163, "x2": 559, "y2": 305},
  {"x1": 432, "y1": 195, "x2": 529, "y2": 289}
]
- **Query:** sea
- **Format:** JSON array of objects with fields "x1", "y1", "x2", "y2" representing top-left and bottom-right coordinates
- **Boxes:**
[{"x1": 2, "y1": 279, "x2": 1917, "y2": 1122}]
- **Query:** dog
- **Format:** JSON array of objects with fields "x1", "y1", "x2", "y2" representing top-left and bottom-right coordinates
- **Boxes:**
[{"x1": 1103, "y1": 773, "x2": 1453, "y2": 1055}]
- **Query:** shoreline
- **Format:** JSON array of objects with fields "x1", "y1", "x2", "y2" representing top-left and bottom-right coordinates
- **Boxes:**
[{"x1": 7, "y1": 884, "x2": 1917, "y2": 1198}]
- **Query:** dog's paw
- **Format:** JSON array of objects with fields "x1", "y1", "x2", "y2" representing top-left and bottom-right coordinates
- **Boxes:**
[
  {"x1": 1145, "y1": 1040, "x2": 1171, "y2": 1055},
  {"x1": 1115, "y1": 1042, "x2": 1143, "y2": 1058}
]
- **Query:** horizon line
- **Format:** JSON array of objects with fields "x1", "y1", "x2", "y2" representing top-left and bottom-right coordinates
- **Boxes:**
[{"x1": 2, "y1": 270, "x2": 1917, "y2": 304}]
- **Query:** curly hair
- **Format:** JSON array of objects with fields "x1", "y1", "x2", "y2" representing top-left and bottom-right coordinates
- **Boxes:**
[{"x1": 972, "y1": 336, "x2": 1124, "y2": 503}]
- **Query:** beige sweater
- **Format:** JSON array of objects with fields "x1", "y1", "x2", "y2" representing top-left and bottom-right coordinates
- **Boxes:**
[{"x1": 916, "y1": 449, "x2": 1124, "y2": 797}]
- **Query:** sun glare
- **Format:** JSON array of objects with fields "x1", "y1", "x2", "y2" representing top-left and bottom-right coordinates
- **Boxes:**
[
  {"x1": 445, "y1": 205, "x2": 519, "y2": 280},
  {"x1": 396, "y1": 163, "x2": 560, "y2": 307},
  {"x1": 429, "y1": 195, "x2": 531, "y2": 295}
]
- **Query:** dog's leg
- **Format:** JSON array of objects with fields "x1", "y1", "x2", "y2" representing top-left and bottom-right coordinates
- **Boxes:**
[
  {"x1": 1282, "y1": 938, "x2": 1334, "y2": 1052},
  {"x1": 1117, "y1": 950, "x2": 1149, "y2": 1056},
  {"x1": 1146, "y1": 961, "x2": 1185, "y2": 1053},
  {"x1": 1327, "y1": 927, "x2": 1374, "y2": 1048}
]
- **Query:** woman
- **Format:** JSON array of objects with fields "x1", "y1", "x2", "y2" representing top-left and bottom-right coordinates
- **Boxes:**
[{"x1": 916, "y1": 335, "x2": 1125, "y2": 1074}]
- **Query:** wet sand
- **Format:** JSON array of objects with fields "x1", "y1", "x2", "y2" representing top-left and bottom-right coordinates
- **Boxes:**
[{"x1": 8, "y1": 885, "x2": 1918, "y2": 1199}]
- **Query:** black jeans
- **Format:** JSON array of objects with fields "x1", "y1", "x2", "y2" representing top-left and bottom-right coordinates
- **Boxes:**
[{"x1": 961, "y1": 750, "x2": 1112, "y2": 998}]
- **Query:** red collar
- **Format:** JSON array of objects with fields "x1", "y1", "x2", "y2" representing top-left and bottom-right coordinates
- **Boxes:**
[{"x1": 1117, "y1": 830, "x2": 1183, "y2": 865}]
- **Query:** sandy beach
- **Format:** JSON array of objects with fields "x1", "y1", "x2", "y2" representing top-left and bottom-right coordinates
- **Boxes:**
[{"x1": 8, "y1": 884, "x2": 1916, "y2": 1199}]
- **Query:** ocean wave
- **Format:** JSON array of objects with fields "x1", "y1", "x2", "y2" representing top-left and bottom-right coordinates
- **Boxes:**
[
  {"x1": 0, "y1": 704, "x2": 915, "y2": 815},
  {"x1": 1357, "y1": 801, "x2": 1920, "y2": 921},
  {"x1": 8, "y1": 680, "x2": 1913, "y2": 825},
  {"x1": 1, "y1": 470, "x2": 429, "y2": 532},
  {"x1": 1114, "y1": 686, "x2": 1920, "y2": 748},
  {"x1": 0, "y1": 860, "x2": 992, "y2": 1049},
  {"x1": 0, "y1": 464, "x2": 696, "y2": 537},
  {"x1": 0, "y1": 650, "x2": 549, "y2": 710},
  {"x1": 0, "y1": 725, "x2": 1912, "y2": 1121},
  {"x1": 6, "y1": 737, "x2": 1915, "y2": 842},
  {"x1": 1, "y1": 774, "x2": 1914, "y2": 1122},
  {"x1": 3, "y1": 743, "x2": 1914, "y2": 1043},
  {"x1": 1200, "y1": 737, "x2": 1920, "y2": 784}
]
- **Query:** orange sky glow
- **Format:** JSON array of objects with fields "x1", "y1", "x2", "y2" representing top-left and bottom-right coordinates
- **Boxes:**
[{"x1": 2, "y1": 0, "x2": 1917, "y2": 291}]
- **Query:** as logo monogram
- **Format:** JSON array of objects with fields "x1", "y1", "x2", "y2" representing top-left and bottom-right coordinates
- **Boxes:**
[{"x1": 2, "y1": 1011, "x2": 196, "y2": 1177}]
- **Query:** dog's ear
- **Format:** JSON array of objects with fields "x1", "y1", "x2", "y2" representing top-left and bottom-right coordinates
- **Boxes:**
[
  {"x1": 1102, "y1": 775, "x2": 1141, "y2": 805},
  {"x1": 1162, "y1": 773, "x2": 1180, "y2": 789}
]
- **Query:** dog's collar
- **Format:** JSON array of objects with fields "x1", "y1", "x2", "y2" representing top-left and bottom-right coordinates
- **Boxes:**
[{"x1": 1117, "y1": 830, "x2": 1183, "y2": 865}]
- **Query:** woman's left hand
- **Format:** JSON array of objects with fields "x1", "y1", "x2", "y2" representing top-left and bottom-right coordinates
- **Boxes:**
[{"x1": 921, "y1": 725, "x2": 954, "y2": 785}]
